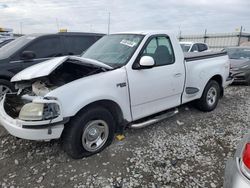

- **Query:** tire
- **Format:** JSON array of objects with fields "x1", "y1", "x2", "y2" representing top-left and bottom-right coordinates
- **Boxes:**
[
  {"x1": 62, "y1": 106, "x2": 115, "y2": 159},
  {"x1": 246, "y1": 75, "x2": 250, "y2": 86},
  {"x1": 195, "y1": 80, "x2": 220, "y2": 112},
  {"x1": 0, "y1": 79, "x2": 15, "y2": 100}
]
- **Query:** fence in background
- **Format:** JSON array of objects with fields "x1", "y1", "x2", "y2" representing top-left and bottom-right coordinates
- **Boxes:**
[{"x1": 179, "y1": 32, "x2": 250, "y2": 51}]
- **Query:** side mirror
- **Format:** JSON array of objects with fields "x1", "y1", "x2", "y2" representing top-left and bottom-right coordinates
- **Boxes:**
[
  {"x1": 139, "y1": 56, "x2": 155, "y2": 69},
  {"x1": 20, "y1": 51, "x2": 36, "y2": 60}
]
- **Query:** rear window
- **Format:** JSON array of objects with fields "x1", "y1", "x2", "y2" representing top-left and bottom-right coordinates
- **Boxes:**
[{"x1": 64, "y1": 36, "x2": 99, "y2": 55}]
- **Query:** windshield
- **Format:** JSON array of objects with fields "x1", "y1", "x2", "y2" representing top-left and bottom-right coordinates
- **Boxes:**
[
  {"x1": 82, "y1": 34, "x2": 144, "y2": 68},
  {"x1": 180, "y1": 43, "x2": 191, "y2": 52},
  {"x1": 0, "y1": 35, "x2": 36, "y2": 59},
  {"x1": 226, "y1": 47, "x2": 250, "y2": 60}
]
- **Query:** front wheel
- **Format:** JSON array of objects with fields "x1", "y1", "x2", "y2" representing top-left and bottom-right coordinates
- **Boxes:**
[
  {"x1": 195, "y1": 80, "x2": 220, "y2": 112},
  {"x1": 62, "y1": 106, "x2": 115, "y2": 159}
]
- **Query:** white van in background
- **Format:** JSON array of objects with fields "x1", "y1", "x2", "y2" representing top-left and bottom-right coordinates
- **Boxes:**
[{"x1": 180, "y1": 41, "x2": 209, "y2": 52}]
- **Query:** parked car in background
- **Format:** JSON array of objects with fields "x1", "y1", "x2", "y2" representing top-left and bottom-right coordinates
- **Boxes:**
[
  {"x1": 0, "y1": 32, "x2": 104, "y2": 99},
  {"x1": 180, "y1": 42, "x2": 209, "y2": 52},
  {"x1": 0, "y1": 31, "x2": 232, "y2": 158},
  {"x1": 241, "y1": 42, "x2": 250, "y2": 47},
  {"x1": 224, "y1": 133, "x2": 250, "y2": 188},
  {"x1": 0, "y1": 39, "x2": 15, "y2": 48},
  {"x1": 225, "y1": 47, "x2": 250, "y2": 85}
]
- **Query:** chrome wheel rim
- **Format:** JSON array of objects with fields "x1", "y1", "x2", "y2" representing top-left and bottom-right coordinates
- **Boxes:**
[
  {"x1": 0, "y1": 85, "x2": 11, "y2": 101},
  {"x1": 82, "y1": 120, "x2": 109, "y2": 152},
  {"x1": 206, "y1": 87, "x2": 217, "y2": 106}
]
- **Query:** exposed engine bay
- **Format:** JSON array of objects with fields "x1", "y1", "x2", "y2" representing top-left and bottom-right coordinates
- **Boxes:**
[
  {"x1": 4, "y1": 59, "x2": 108, "y2": 119},
  {"x1": 17, "y1": 59, "x2": 108, "y2": 96}
]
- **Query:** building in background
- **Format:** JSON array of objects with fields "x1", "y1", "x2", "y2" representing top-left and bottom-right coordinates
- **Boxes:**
[{"x1": 179, "y1": 32, "x2": 250, "y2": 51}]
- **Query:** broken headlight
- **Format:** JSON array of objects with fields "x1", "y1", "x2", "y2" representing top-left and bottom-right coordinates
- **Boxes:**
[{"x1": 19, "y1": 103, "x2": 60, "y2": 121}]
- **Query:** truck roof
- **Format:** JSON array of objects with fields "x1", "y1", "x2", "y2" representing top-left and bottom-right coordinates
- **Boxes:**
[
  {"x1": 114, "y1": 30, "x2": 175, "y2": 36},
  {"x1": 180, "y1": 41, "x2": 194, "y2": 45}
]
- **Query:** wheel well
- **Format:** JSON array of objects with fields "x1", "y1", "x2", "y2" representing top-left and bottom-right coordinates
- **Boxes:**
[
  {"x1": 0, "y1": 76, "x2": 11, "y2": 81},
  {"x1": 78, "y1": 100, "x2": 125, "y2": 133},
  {"x1": 210, "y1": 75, "x2": 223, "y2": 97}
]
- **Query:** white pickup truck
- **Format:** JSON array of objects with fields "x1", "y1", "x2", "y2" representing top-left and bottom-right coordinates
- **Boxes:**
[{"x1": 0, "y1": 31, "x2": 233, "y2": 158}]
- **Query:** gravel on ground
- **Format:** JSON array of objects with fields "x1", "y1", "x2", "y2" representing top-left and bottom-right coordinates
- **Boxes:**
[{"x1": 0, "y1": 86, "x2": 249, "y2": 188}]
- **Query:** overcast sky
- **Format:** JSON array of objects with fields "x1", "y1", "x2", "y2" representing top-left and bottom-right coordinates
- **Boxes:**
[{"x1": 0, "y1": 0, "x2": 249, "y2": 36}]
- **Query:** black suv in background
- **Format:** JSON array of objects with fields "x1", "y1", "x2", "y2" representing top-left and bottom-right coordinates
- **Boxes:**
[{"x1": 0, "y1": 32, "x2": 104, "y2": 98}]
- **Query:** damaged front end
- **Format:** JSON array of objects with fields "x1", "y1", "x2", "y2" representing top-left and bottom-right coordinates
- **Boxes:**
[
  {"x1": 0, "y1": 56, "x2": 112, "y2": 140},
  {"x1": 14, "y1": 57, "x2": 110, "y2": 97},
  {"x1": 0, "y1": 94, "x2": 64, "y2": 140},
  {"x1": 9, "y1": 57, "x2": 110, "y2": 121},
  {"x1": 4, "y1": 94, "x2": 60, "y2": 122}
]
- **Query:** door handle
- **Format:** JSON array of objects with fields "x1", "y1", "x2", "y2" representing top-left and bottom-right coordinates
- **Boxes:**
[{"x1": 174, "y1": 73, "x2": 182, "y2": 77}]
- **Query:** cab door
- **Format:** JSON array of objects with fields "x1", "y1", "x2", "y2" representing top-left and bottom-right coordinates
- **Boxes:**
[{"x1": 126, "y1": 35, "x2": 185, "y2": 120}]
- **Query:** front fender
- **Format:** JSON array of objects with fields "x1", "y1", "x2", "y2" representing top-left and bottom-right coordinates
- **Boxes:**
[{"x1": 46, "y1": 68, "x2": 132, "y2": 121}]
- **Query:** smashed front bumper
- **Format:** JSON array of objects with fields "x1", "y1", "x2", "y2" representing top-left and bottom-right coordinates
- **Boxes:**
[{"x1": 0, "y1": 95, "x2": 65, "y2": 141}]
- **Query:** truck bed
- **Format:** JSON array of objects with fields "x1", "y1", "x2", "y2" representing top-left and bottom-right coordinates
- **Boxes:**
[
  {"x1": 181, "y1": 51, "x2": 229, "y2": 105},
  {"x1": 184, "y1": 51, "x2": 227, "y2": 62}
]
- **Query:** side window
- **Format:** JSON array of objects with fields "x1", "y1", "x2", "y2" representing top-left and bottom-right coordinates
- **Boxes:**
[
  {"x1": 64, "y1": 36, "x2": 96, "y2": 55},
  {"x1": 142, "y1": 36, "x2": 175, "y2": 66},
  {"x1": 23, "y1": 37, "x2": 62, "y2": 58},
  {"x1": 190, "y1": 44, "x2": 198, "y2": 52},
  {"x1": 197, "y1": 44, "x2": 202, "y2": 52},
  {"x1": 197, "y1": 43, "x2": 208, "y2": 52},
  {"x1": 144, "y1": 38, "x2": 157, "y2": 54}
]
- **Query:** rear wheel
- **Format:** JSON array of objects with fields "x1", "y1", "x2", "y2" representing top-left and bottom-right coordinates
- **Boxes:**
[
  {"x1": 195, "y1": 80, "x2": 220, "y2": 112},
  {"x1": 0, "y1": 79, "x2": 15, "y2": 100},
  {"x1": 246, "y1": 76, "x2": 250, "y2": 86},
  {"x1": 62, "y1": 106, "x2": 115, "y2": 159}
]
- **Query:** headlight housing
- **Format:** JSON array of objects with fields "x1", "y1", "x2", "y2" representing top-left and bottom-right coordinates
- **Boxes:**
[{"x1": 19, "y1": 103, "x2": 60, "y2": 121}]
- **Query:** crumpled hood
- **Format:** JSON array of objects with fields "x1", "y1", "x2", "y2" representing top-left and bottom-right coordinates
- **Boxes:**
[
  {"x1": 230, "y1": 58, "x2": 250, "y2": 69},
  {"x1": 11, "y1": 56, "x2": 113, "y2": 82}
]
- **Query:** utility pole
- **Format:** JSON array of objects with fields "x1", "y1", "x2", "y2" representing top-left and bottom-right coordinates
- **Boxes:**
[
  {"x1": 204, "y1": 29, "x2": 207, "y2": 43},
  {"x1": 107, "y1": 12, "x2": 110, "y2": 34},
  {"x1": 56, "y1": 18, "x2": 59, "y2": 32},
  {"x1": 178, "y1": 26, "x2": 182, "y2": 41},
  {"x1": 238, "y1": 26, "x2": 243, "y2": 46},
  {"x1": 20, "y1": 22, "x2": 23, "y2": 35}
]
